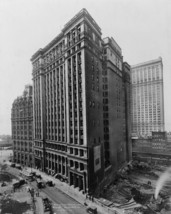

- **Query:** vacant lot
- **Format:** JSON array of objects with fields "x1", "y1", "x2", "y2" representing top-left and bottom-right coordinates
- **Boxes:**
[
  {"x1": 0, "y1": 149, "x2": 13, "y2": 163},
  {"x1": 102, "y1": 161, "x2": 171, "y2": 213}
]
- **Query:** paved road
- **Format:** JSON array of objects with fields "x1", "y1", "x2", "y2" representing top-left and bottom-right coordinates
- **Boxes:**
[
  {"x1": 7, "y1": 166, "x2": 89, "y2": 214},
  {"x1": 32, "y1": 182, "x2": 88, "y2": 214}
]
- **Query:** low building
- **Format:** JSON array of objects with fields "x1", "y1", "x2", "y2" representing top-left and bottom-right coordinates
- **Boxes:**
[{"x1": 132, "y1": 131, "x2": 171, "y2": 163}]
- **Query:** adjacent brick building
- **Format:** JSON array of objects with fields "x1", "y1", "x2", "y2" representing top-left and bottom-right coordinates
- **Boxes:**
[{"x1": 11, "y1": 85, "x2": 34, "y2": 167}]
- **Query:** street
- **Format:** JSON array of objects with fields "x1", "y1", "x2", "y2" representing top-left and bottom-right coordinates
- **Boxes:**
[
  {"x1": 31, "y1": 181, "x2": 88, "y2": 214},
  {"x1": 7, "y1": 166, "x2": 88, "y2": 214}
]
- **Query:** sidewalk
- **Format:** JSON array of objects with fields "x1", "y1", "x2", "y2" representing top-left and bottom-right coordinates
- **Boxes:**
[
  {"x1": 26, "y1": 167, "x2": 125, "y2": 214},
  {"x1": 35, "y1": 196, "x2": 44, "y2": 214}
]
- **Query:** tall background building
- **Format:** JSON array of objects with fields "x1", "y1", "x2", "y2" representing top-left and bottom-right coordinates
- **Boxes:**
[
  {"x1": 31, "y1": 8, "x2": 131, "y2": 193},
  {"x1": 11, "y1": 85, "x2": 34, "y2": 167},
  {"x1": 131, "y1": 57, "x2": 165, "y2": 137}
]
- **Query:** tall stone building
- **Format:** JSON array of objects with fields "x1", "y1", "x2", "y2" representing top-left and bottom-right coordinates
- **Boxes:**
[
  {"x1": 131, "y1": 57, "x2": 165, "y2": 137},
  {"x1": 11, "y1": 85, "x2": 34, "y2": 167},
  {"x1": 102, "y1": 38, "x2": 132, "y2": 169},
  {"x1": 31, "y1": 8, "x2": 131, "y2": 193}
]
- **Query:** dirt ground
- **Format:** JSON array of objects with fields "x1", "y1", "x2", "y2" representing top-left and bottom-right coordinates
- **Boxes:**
[
  {"x1": 0, "y1": 171, "x2": 33, "y2": 214},
  {"x1": 102, "y1": 161, "x2": 171, "y2": 214},
  {"x1": 0, "y1": 150, "x2": 33, "y2": 214}
]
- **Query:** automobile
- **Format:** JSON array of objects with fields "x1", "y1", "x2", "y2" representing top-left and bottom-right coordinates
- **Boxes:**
[
  {"x1": 13, "y1": 179, "x2": 26, "y2": 189},
  {"x1": 37, "y1": 181, "x2": 46, "y2": 189},
  {"x1": 27, "y1": 175, "x2": 35, "y2": 182},
  {"x1": 46, "y1": 180, "x2": 54, "y2": 187},
  {"x1": 16, "y1": 165, "x2": 22, "y2": 170},
  {"x1": 30, "y1": 171, "x2": 36, "y2": 177},
  {"x1": 64, "y1": 178, "x2": 68, "y2": 183},
  {"x1": 19, "y1": 179, "x2": 26, "y2": 185},
  {"x1": 55, "y1": 174, "x2": 61, "y2": 179},
  {"x1": 13, "y1": 182, "x2": 21, "y2": 189},
  {"x1": 55, "y1": 174, "x2": 64, "y2": 181},
  {"x1": 1, "y1": 182, "x2": 7, "y2": 187},
  {"x1": 36, "y1": 174, "x2": 42, "y2": 179},
  {"x1": 10, "y1": 163, "x2": 16, "y2": 167},
  {"x1": 86, "y1": 206, "x2": 98, "y2": 214},
  {"x1": 43, "y1": 198, "x2": 52, "y2": 212}
]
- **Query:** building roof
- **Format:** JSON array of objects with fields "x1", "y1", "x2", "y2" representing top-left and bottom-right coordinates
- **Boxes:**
[
  {"x1": 31, "y1": 8, "x2": 101, "y2": 62},
  {"x1": 103, "y1": 37, "x2": 122, "y2": 55},
  {"x1": 131, "y1": 57, "x2": 162, "y2": 69},
  {"x1": 63, "y1": 8, "x2": 101, "y2": 33}
]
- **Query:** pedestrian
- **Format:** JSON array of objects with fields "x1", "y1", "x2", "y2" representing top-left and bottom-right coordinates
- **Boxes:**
[
  {"x1": 86, "y1": 194, "x2": 88, "y2": 199},
  {"x1": 92, "y1": 196, "x2": 94, "y2": 202}
]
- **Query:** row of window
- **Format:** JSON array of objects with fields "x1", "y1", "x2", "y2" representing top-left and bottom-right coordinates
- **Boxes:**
[
  {"x1": 46, "y1": 143, "x2": 66, "y2": 152},
  {"x1": 131, "y1": 65, "x2": 161, "y2": 83},
  {"x1": 70, "y1": 160, "x2": 84, "y2": 171},
  {"x1": 69, "y1": 147, "x2": 85, "y2": 157}
]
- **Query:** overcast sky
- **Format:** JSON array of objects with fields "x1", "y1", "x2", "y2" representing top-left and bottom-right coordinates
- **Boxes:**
[{"x1": 0, "y1": 0, "x2": 171, "y2": 135}]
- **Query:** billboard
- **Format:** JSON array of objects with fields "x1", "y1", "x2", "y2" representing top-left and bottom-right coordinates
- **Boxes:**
[{"x1": 94, "y1": 145, "x2": 101, "y2": 172}]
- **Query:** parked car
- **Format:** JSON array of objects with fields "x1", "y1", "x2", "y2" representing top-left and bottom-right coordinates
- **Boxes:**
[
  {"x1": 37, "y1": 181, "x2": 46, "y2": 189},
  {"x1": 10, "y1": 163, "x2": 16, "y2": 167},
  {"x1": 43, "y1": 197, "x2": 52, "y2": 212},
  {"x1": 27, "y1": 175, "x2": 35, "y2": 182},
  {"x1": 55, "y1": 174, "x2": 64, "y2": 181},
  {"x1": 86, "y1": 206, "x2": 98, "y2": 214},
  {"x1": 19, "y1": 179, "x2": 26, "y2": 185},
  {"x1": 16, "y1": 165, "x2": 22, "y2": 170},
  {"x1": 46, "y1": 180, "x2": 54, "y2": 187},
  {"x1": 1, "y1": 182, "x2": 7, "y2": 187},
  {"x1": 36, "y1": 174, "x2": 42, "y2": 179},
  {"x1": 30, "y1": 171, "x2": 36, "y2": 177},
  {"x1": 13, "y1": 179, "x2": 26, "y2": 189},
  {"x1": 13, "y1": 182, "x2": 21, "y2": 189}
]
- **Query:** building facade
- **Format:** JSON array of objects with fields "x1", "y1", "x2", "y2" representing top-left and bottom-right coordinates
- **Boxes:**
[
  {"x1": 102, "y1": 38, "x2": 132, "y2": 171},
  {"x1": 11, "y1": 85, "x2": 34, "y2": 167},
  {"x1": 31, "y1": 9, "x2": 131, "y2": 193},
  {"x1": 131, "y1": 57, "x2": 165, "y2": 137},
  {"x1": 132, "y1": 132, "x2": 171, "y2": 164}
]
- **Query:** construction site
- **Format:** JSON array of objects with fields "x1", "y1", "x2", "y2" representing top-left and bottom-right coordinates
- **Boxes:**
[{"x1": 97, "y1": 160, "x2": 171, "y2": 214}]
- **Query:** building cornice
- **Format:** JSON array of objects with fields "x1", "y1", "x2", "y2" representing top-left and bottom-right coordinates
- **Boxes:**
[
  {"x1": 131, "y1": 57, "x2": 162, "y2": 69},
  {"x1": 63, "y1": 8, "x2": 101, "y2": 34},
  {"x1": 31, "y1": 8, "x2": 102, "y2": 62}
]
